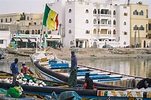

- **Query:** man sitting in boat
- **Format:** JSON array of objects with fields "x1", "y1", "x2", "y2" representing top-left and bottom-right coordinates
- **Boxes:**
[
  {"x1": 21, "y1": 62, "x2": 29, "y2": 75},
  {"x1": 83, "y1": 73, "x2": 94, "y2": 89},
  {"x1": 136, "y1": 78, "x2": 151, "y2": 89}
]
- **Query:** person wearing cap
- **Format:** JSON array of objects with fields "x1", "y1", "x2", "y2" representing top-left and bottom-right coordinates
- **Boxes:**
[
  {"x1": 83, "y1": 73, "x2": 94, "y2": 89},
  {"x1": 10, "y1": 58, "x2": 19, "y2": 85},
  {"x1": 21, "y1": 62, "x2": 29, "y2": 75},
  {"x1": 68, "y1": 50, "x2": 77, "y2": 88}
]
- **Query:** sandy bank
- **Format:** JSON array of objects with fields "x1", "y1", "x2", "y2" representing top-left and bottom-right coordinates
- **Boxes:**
[{"x1": 46, "y1": 47, "x2": 151, "y2": 60}]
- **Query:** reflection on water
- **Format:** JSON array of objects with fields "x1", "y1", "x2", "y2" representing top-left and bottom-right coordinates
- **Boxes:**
[
  {"x1": 78, "y1": 58, "x2": 151, "y2": 78},
  {"x1": 0, "y1": 57, "x2": 151, "y2": 78}
]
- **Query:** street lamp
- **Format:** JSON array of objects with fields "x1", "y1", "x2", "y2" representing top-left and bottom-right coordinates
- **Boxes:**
[{"x1": 134, "y1": 25, "x2": 138, "y2": 48}]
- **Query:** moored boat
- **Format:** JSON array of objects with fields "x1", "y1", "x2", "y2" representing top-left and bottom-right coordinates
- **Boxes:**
[{"x1": 31, "y1": 51, "x2": 145, "y2": 90}]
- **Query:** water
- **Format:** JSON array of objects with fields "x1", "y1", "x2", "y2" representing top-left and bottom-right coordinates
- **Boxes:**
[{"x1": 0, "y1": 54, "x2": 151, "y2": 78}]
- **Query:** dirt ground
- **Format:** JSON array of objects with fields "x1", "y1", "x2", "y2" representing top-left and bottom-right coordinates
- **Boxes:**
[{"x1": 45, "y1": 47, "x2": 151, "y2": 60}]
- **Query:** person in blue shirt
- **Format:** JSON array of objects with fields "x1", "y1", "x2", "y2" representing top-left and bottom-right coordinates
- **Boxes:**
[
  {"x1": 10, "y1": 58, "x2": 19, "y2": 85},
  {"x1": 68, "y1": 50, "x2": 77, "y2": 88}
]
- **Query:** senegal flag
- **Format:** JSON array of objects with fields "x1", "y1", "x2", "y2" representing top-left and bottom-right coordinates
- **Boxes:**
[{"x1": 43, "y1": 4, "x2": 59, "y2": 31}]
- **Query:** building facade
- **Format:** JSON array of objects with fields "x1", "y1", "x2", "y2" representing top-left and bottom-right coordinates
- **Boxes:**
[
  {"x1": 129, "y1": 2, "x2": 148, "y2": 48},
  {"x1": 50, "y1": 0, "x2": 130, "y2": 48},
  {"x1": 0, "y1": 13, "x2": 61, "y2": 48},
  {"x1": 0, "y1": 27, "x2": 11, "y2": 48}
]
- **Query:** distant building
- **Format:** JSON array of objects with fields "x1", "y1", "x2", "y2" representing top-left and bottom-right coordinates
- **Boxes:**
[
  {"x1": 0, "y1": 26, "x2": 11, "y2": 48},
  {"x1": 129, "y1": 1, "x2": 149, "y2": 48},
  {"x1": 50, "y1": 0, "x2": 130, "y2": 48},
  {"x1": 0, "y1": 13, "x2": 61, "y2": 48}
]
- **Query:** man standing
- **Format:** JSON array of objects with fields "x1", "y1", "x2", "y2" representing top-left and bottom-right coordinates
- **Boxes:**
[
  {"x1": 10, "y1": 58, "x2": 19, "y2": 85},
  {"x1": 68, "y1": 50, "x2": 77, "y2": 88}
]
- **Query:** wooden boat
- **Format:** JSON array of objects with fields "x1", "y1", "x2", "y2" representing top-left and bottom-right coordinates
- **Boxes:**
[
  {"x1": 0, "y1": 71, "x2": 150, "y2": 99},
  {"x1": 6, "y1": 47, "x2": 30, "y2": 57},
  {"x1": 30, "y1": 52, "x2": 145, "y2": 90}
]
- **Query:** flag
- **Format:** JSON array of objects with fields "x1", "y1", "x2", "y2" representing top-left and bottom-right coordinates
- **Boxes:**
[{"x1": 43, "y1": 4, "x2": 59, "y2": 31}]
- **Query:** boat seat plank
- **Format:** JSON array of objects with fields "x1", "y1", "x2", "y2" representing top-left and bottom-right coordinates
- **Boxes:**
[{"x1": 50, "y1": 63, "x2": 69, "y2": 69}]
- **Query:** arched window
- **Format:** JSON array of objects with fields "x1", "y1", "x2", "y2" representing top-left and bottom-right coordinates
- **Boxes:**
[
  {"x1": 1, "y1": 19, "x2": 3, "y2": 23},
  {"x1": 85, "y1": 19, "x2": 89, "y2": 23},
  {"x1": 113, "y1": 10, "x2": 116, "y2": 15},
  {"x1": 93, "y1": 19, "x2": 97, "y2": 24},
  {"x1": 124, "y1": 22, "x2": 126, "y2": 25},
  {"x1": 85, "y1": 9, "x2": 89, "y2": 13},
  {"x1": 113, "y1": 20, "x2": 116, "y2": 25},
  {"x1": 25, "y1": 30, "x2": 29, "y2": 34},
  {"x1": 93, "y1": 29, "x2": 96, "y2": 34},
  {"x1": 69, "y1": 19, "x2": 72, "y2": 23},
  {"x1": 38, "y1": 30, "x2": 40, "y2": 34},
  {"x1": 85, "y1": 30, "x2": 90, "y2": 34},
  {"x1": 32, "y1": 30, "x2": 34, "y2": 34},
  {"x1": 133, "y1": 10, "x2": 138, "y2": 15},
  {"x1": 139, "y1": 10, "x2": 143, "y2": 15},
  {"x1": 93, "y1": 9, "x2": 97, "y2": 14},
  {"x1": 113, "y1": 30, "x2": 116, "y2": 35},
  {"x1": 69, "y1": 9, "x2": 72, "y2": 13},
  {"x1": 139, "y1": 25, "x2": 144, "y2": 30}
]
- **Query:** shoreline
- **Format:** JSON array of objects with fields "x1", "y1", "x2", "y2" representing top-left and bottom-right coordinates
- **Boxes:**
[{"x1": 59, "y1": 54, "x2": 151, "y2": 60}]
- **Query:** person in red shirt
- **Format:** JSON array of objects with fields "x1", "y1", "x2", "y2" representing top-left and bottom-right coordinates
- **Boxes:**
[{"x1": 21, "y1": 62, "x2": 29, "y2": 75}]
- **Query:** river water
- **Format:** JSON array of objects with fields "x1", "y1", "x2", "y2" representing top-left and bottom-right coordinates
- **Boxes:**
[{"x1": 0, "y1": 54, "x2": 151, "y2": 78}]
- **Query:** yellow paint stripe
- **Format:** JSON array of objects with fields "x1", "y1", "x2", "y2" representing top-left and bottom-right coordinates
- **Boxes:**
[
  {"x1": 111, "y1": 91, "x2": 117, "y2": 96},
  {"x1": 127, "y1": 91, "x2": 133, "y2": 97},
  {"x1": 119, "y1": 91, "x2": 124, "y2": 96},
  {"x1": 136, "y1": 91, "x2": 142, "y2": 97}
]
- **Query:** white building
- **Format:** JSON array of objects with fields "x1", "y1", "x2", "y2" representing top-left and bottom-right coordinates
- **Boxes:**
[
  {"x1": 0, "y1": 29, "x2": 11, "y2": 48},
  {"x1": 47, "y1": 0, "x2": 130, "y2": 48}
]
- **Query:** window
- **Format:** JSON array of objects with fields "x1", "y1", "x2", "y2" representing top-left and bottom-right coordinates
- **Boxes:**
[
  {"x1": 69, "y1": 9, "x2": 72, "y2": 13},
  {"x1": 139, "y1": 25, "x2": 144, "y2": 30},
  {"x1": 124, "y1": 13, "x2": 128, "y2": 16},
  {"x1": 69, "y1": 30, "x2": 72, "y2": 34},
  {"x1": 93, "y1": 29, "x2": 96, "y2": 34},
  {"x1": 34, "y1": 22, "x2": 36, "y2": 25},
  {"x1": 124, "y1": 32, "x2": 127, "y2": 35},
  {"x1": 10, "y1": 18, "x2": 12, "y2": 22},
  {"x1": 29, "y1": 23, "x2": 31, "y2": 25},
  {"x1": 133, "y1": 10, "x2": 138, "y2": 15},
  {"x1": 69, "y1": 19, "x2": 72, "y2": 23},
  {"x1": 113, "y1": 30, "x2": 116, "y2": 35},
  {"x1": 113, "y1": 20, "x2": 116, "y2": 25},
  {"x1": 93, "y1": 9, "x2": 97, "y2": 14},
  {"x1": 85, "y1": 30, "x2": 90, "y2": 34},
  {"x1": 27, "y1": 17, "x2": 29, "y2": 20},
  {"x1": 139, "y1": 10, "x2": 143, "y2": 15},
  {"x1": 1, "y1": 19, "x2": 3, "y2": 23},
  {"x1": 124, "y1": 22, "x2": 126, "y2": 25},
  {"x1": 5, "y1": 18, "x2": 7, "y2": 22},
  {"x1": 32, "y1": 30, "x2": 34, "y2": 34},
  {"x1": 85, "y1": 9, "x2": 89, "y2": 13},
  {"x1": 98, "y1": 9, "x2": 100, "y2": 14},
  {"x1": 38, "y1": 30, "x2": 41, "y2": 34},
  {"x1": 98, "y1": 19, "x2": 100, "y2": 24},
  {"x1": 0, "y1": 40, "x2": 3, "y2": 44},
  {"x1": 124, "y1": 41, "x2": 126, "y2": 45},
  {"x1": 149, "y1": 24, "x2": 151, "y2": 30},
  {"x1": 113, "y1": 10, "x2": 116, "y2": 15},
  {"x1": 93, "y1": 19, "x2": 97, "y2": 24},
  {"x1": 85, "y1": 19, "x2": 89, "y2": 23}
]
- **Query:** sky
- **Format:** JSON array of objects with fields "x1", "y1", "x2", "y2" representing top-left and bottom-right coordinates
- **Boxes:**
[{"x1": 0, "y1": 0, "x2": 151, "y2": 18}]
